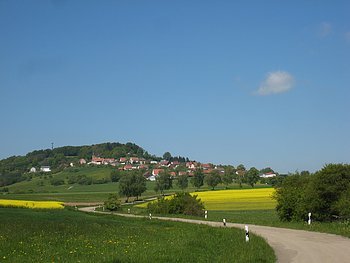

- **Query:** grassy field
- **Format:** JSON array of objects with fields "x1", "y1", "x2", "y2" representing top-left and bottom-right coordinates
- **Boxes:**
[
  {"x1": 0, "y1": 208, "x2": 276, "y2": 263},
  {"x1": 1, "y1": 166, "x2": 272, "y2": 203}
]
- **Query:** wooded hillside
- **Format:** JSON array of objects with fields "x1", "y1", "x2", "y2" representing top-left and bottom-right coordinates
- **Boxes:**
[{"x1": 0, "y1": 142, "x2": 155, "y2": 187}]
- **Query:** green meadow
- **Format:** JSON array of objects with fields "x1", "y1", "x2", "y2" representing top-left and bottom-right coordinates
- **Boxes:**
[
  {"x1": 1, "y1": 166, "x2": 271, "y2": 203},
  {"x1": 0, "y1": 208, "x2": 276, "y2": 263}
]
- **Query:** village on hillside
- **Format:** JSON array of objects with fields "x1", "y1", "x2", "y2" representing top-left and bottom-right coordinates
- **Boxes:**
[
  {"x1": 28, "y1": 153, "x2": 277, "y2": 182},
  {"x1": 59, "y1": 155, "x2": 276, "y2": 181}
]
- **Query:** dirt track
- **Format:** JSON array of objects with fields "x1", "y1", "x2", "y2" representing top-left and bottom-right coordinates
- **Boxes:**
[{"x1": 79, "y1": 207, "x2": 350, "y2": 263}]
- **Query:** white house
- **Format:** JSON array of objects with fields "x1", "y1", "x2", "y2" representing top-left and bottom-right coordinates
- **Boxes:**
[
  {"x1": 29, "y1": 167, "x2": 37, "y2": 173},
  {"x1": 260, "y1": 172, "x2": 277, "y2": 178},
  {"x1": 40, "y1": 166, "x2": 51, "y2": 172},
  {"x1": 147, "y1": 175, "x2": 156, "y2": 181}
]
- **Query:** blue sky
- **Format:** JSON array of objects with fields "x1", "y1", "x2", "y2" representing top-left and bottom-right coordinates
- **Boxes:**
[{"x1": 1, "y1": 0, "x2": 349, "y2": 173}]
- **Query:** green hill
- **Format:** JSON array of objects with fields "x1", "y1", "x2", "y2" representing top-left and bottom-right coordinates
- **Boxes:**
[{"x1": 0, "y1": 142, "x2": 156, "y2": 187}]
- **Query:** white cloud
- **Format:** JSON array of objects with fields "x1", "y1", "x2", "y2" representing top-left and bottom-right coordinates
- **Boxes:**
[
  {"x1": 256, "y1": 71, "x2": 294, "y2": 96},
  {"x1": 319, "y1": 22, "x2": 332, "y2": 37}
]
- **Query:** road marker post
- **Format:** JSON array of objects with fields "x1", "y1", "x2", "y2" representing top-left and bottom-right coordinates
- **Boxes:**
[
  {"x1": 223, "y1": 219, "x2": 226, "y2": 226},
  {"x1": 128, "y1": 208, "x2": 130, "y2": 214},
  {"x1": 205, "y1": 210, "x2": 208, "y2": 219},
  {"x1": 308, "y1": 212, "x2": 312, "y2": 225},
  {"x1": 149, "y1": 213, "x2": 152, "y2": 220},
  {"x1": 245, "y1": 225, "x2": 249, "y2": 242}
]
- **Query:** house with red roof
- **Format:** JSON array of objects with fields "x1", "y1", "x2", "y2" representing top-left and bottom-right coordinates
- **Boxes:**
[
  {"x1": 124, "y1": 164, "x2": 133, "y2": 171},
  {"x1": 152, "y1": 169, "x2": 164, "y2": 176}
]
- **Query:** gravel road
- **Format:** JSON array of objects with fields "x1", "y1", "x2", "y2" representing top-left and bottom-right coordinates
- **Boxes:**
[{"x1": 79, "y1": 206, "x2": 350, "y2": 263}]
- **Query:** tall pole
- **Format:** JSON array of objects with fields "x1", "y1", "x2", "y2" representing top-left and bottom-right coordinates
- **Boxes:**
[{"x1": 51, "y1": 142, "x2": 54, "y2": 150}]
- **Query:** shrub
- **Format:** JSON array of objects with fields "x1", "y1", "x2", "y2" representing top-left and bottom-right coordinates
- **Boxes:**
[
  {"x1": 110, "y1": 170, "x2": 121, "y2": 182},
  {"x1": 50, "y1": 178, "x2": 65, "y2": 186},
  {"x1": 147, "y1": 192, "x2": 205, "y2": 216},
  {"x1": 274, "y1": 173, "x2": 310, "y2": 221},
  {"x1": 104, "y1": 194, "x2": 121, "y2": 211},
  {"x1": 274, "y1": 164, "x2": 350, "y2": 222},
  {"x1": 92, "y1": 178, "x2": 109, "y2": 184},
  {"x1": 78, "y1": 176, "x2": 92, "y2": 185}
]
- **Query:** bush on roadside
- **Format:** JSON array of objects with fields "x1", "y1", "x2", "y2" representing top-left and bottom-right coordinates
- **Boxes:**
[
  {"x1": 147, "y1": 192, "x2": 205, "y2": 216},
  {"x1": 104, "y1": 194, "x2": 121, "y2": 211},
  {"x1": 274, "y1": 164, "x2": 350, "y2": 222}
]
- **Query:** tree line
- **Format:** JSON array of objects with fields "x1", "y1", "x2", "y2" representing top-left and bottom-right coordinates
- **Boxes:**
[
  {"x1": 274, "y1": 163, "x2": 350, "y2": 222},
  {"x1": 115, "y1": 166, "x2": 283, "y2": 203}
]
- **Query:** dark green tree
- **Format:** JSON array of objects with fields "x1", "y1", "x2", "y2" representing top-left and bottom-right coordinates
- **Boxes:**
[
  {"x1": 191, "y1": 169, "x2": 204, "y2": 189},
  {"x1": 236, "y1": 164, "x2": 246, "y2": 171},
  {"x1": 274, "y1": 172, "x2": 310, "y2": 221},
  {"x1": 305, "y1": 164, "x2": 350, "y2": 221},
  {"x1": 104, "y1": 194, "x2": 121, "y2": 211},
  {"x1": 163, "y1": 152, "x2": 172, "y2": 161},
  {"x1": 154, "y1": 171, "x2": 173, "y2": 195},
  {"x1": 245, "y1": 167, "x2": 260, "y2": 187},
  {"x1": 176, "y1": 174, "x2": 188, "y2": 191},
  {"x1": 119, "y1": 172, "x2": 147, "y2": 202},
  {"x1": 274, "y1": 164, "x2": 350, "y2": 222},
  {"x1": 110, "y1": 170, "x2": 121, "y2": 182},
  {"x1": 222, "y1": 166, "x2": 234, "y2": 188},
  {"x1": 205, "y1": 170, "x2": 221, "y2": 190}
]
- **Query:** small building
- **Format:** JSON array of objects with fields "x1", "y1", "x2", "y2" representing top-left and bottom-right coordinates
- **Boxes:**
[
  {"x1": 129, "y1": 157, "x2": 139, "y2": 164},
  {"x1": 124, "y1": 164, "x2": 133, "y2": 171},
  {"x1": 40, "y1": 166, "x2": 51, "y2": 172},
  {"x1": 260, "y1": 172, "x2": 277, "y2": 178},
  {"x1": 79, "y1": 159, "x2": 87, "y2": 165},
  {"x1": 152, "y1": 169, "x2": 164, "y2": 176},
  {"x1": 29, "y1": 167, "x2": 37, "y2": 173},
  {"x1": 119, "y1": 157, "x2": 127, "y2": 164}
]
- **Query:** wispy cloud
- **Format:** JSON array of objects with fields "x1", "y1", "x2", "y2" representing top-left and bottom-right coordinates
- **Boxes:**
[
  {"x1": 319, "y1": 22, "x2": 332, "y2": 37},
  {"x1": 256, "y1": 71, "x2": 294, "y2": 96}
]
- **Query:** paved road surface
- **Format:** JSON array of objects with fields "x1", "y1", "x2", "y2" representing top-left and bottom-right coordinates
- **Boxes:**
[{"x1": 79, "y1": 206, "x2": 350, "y2": 263}]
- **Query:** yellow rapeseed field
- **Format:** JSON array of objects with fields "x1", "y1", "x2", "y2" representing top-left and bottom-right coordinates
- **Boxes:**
[
  {"x1": 136, "y1": 188, "x2": 276, "y2": 210},
  {"x1": 0, "y1": 199, "x2": 64, "y2": 209},
  {"x1": 194, "y1": 188, "x2": 276, "y2": 210}
]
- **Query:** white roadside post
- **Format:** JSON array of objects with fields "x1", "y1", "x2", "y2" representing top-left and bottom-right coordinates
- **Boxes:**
[
  {"x1": 308, "y1": 212, "x2": 312, "y2": 225},
  {"x1": 245, "y1": 225, "x2": 249, "y2": 242},
  {"x1": 103, "y1": 206, "x2": 105, "y2": 212},
  {"x1": 149, "y1": 213, "x2": 152, "y2": 220},
  {"x1": 223, "y1": 219, "x2": 226, "y2": 227},
  {"x1": 205, "y1": 210, "x2": 208, "y2": 219},
  {"x1": 128, "y1": 208, "x2": 130, "y2": 214}
]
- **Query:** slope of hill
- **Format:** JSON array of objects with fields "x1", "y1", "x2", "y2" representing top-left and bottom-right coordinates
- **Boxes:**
[{"x1": 0, "y1": 142, "x2": 156, "y2": 187}]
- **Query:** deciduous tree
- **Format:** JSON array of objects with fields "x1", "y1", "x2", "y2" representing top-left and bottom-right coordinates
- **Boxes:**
[
  {"x1": 155, "y1": 171, "x2": 173, "y2": 195},
  {"x1": 205, "y1": 170, "x2": 221, "y2": 190},
  {"x1": 191, "y1": 169, "x2": 204, "y2": 189}
]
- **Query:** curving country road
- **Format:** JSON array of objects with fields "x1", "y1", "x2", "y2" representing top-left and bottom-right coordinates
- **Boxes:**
[{"x1": 79, "y1": 206, "x2": 350, "y2": 263}]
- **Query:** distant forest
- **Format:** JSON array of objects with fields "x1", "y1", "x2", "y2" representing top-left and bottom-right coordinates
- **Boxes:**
[{"x1": 0, "y1": 142, "x2": 158, "y2": 187}]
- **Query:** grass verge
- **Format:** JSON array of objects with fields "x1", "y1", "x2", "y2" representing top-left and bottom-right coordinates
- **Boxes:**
[{"x1": 0, "y1": 208, "x2": 276, "y2": 263}]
